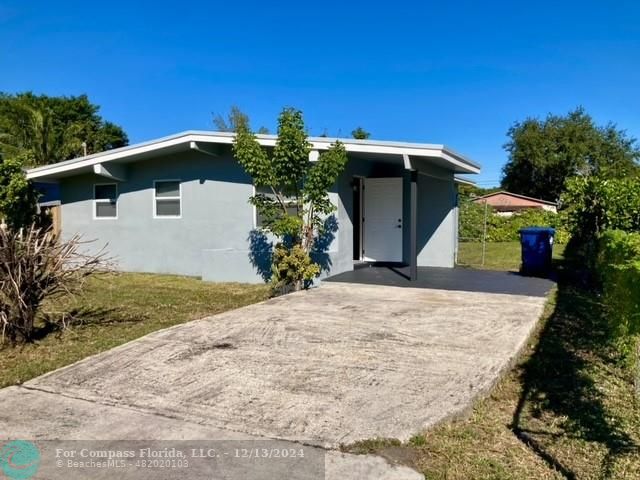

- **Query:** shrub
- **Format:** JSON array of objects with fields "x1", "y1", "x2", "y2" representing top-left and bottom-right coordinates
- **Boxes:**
[
  {"x1": 596, "y1": 230, "x2": 640, "y2": 337},
  {"x1": 0, "y1": 154, "x2": 39, "y2": 230},
  {"x1": 271, "y1": 243, "x2": 320, "y2": 294},
  {"x1": 596, "y1": 230, "x2": 640, "y2": 396},
  {"x1": 0, "y1": 226, "x2": 108, "y2": 344},
  {"x1": 562, "y1": 176, "x2": 640, "y2": 245},
  {"x1": 458, "y1": 199, "x2": 487, "y2": 241},
  {"x1": 486, "y1": 209, "x2": 569, "y2": 243},
  {"x1": 459, "y1": 198, "x2": 569, "y2": 244}
]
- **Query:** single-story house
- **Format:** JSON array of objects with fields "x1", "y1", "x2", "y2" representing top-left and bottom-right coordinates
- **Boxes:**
[
  {"x1": 26, "y1": 131, "x2": 480, "y2": 283},
  {"x1": 472, "y1": 191, "x2": 557, "y2": 216}
]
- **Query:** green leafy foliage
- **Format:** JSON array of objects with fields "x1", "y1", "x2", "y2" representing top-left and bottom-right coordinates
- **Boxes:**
[
  {"x1": 563, "y1": 178, "x2": 640, "y2": 390},
  {"x1": 487, "y1": 209, "x2": 569, "y2": 243},
  {"x1": 457, "y1": 184, "x2": 502, "y2": 199},
  {"x1": 233, "y1": 107, "x2": 348, "y2": 291},
  {"x1": 458, "y1": 198, "x2": 487, "y2": 241},
  {"x1": 351, "y1": 127, "x2": 371, "y2": 139},
  {"x1": 0, "y1": 154, "x2": 38, "y2": 229},
  {"x1": 0, "y1": 92, "x2": 128, "y2": 165},
  {"x1": 501, "y1": 107, "x2": 640, "y2": 202},
  {"x1": 459, "y1": 198, "x2": 569, "y2": 243},
  {"x1": 271, "y1": 244, "x2": 320, "y2": 293},
  {"x1": 562, "y1": 176, "x2": 640, "y2": 255},
  {"x1": 595, "y1": 231, "x2": 640, "y2": 389}
]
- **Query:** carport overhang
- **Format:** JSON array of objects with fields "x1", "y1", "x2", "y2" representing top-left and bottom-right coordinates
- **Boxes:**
[{"x1": 399, "y1": 153, "x2": 479, "y2": 280}]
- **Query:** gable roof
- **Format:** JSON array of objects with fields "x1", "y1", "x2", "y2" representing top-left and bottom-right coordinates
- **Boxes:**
[
  {"x1": 472, "y1": 191, "x2": 557, "y2": 206},
  {"x1": 26, "y1": 130, "x2": 481, "y2": 181}
]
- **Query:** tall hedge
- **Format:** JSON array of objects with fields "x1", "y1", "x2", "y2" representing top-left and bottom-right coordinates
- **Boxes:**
[
  {"x1": 596, "y1": 230, "x2": 640, "y2": 341},
  {"x1": 596, "y1": 230, "x2": 640, "y2": 396},
  {"x1": 563, "y1": 176, "x2": 640, "y2": 244}
]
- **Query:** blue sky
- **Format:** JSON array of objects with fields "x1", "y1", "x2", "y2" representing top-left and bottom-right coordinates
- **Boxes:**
[{"x1": 1, "y1": 1, "x2": 639, "y2": 186}]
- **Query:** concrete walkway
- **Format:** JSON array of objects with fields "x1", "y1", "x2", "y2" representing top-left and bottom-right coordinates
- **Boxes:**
[{"x1": 0, "y1": 282, "x2": 549, "y2": 479}]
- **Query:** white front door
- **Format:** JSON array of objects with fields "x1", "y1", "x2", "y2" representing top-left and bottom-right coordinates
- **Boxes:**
[{"x1": 363, "y1": 177, "x2": 403, "y2": 262}]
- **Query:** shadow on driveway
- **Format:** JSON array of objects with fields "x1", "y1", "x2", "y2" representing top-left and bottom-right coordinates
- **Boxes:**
[{"x1": 326, "y1": 265, "x2": 555, "y2": 297}]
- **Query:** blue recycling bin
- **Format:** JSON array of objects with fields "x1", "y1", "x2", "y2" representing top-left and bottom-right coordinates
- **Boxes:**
[{"x1": 519, "y1": 227, "x2": 555, "y2": 275}]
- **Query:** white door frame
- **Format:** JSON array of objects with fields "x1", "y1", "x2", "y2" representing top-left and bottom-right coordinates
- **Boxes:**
[
  {"x1": 363, "y1": 177, "x2": 403, "y2": 263},
  {"x1": 354, "y1": 176, "x2": 364, "y2": 261}
]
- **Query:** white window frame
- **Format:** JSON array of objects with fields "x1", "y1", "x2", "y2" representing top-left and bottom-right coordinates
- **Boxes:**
[
  {"x1": 253, "y1": 185, "x2": 301, "y2": 229},
  {"x1": 93, "y1": 183, "x2": 118, "y2": 220},
  {"x1": 153, "y1": 179, "x2": 182, "y2": 219}
]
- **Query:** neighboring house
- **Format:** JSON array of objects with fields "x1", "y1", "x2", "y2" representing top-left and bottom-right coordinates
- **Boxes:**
[
  {"x1": 26, "y1": 131, "x2": 480, "y2": 283},
  {"x1": 472, "y1": 191, "x2": 557, "y2": 216}
]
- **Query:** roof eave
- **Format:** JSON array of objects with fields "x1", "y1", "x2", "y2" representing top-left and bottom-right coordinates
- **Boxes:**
[
  {"x1": 473, "y1": 190, "x2": 557, "y2": 206},
  {"x1": 26, "y1": 130, "x2": 481, "y2": 180}
]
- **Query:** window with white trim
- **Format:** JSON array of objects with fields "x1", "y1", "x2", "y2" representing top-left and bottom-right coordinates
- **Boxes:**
[
  {"x1": 254, "y1": 186, "x2": 298, "y2": 228},
  {"x1": 154, "y1": 180, "x2": 181, "y2": 218},
  {"x1": 94, "y1": 183, "x2": 117, "y2": 219}
]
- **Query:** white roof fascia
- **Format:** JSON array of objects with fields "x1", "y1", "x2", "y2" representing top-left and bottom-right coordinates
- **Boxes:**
[
  {"x1": 26, "y1": 131, "x2": 480, "y2": 180},
  {"x1": 454, "y1": 176, "x2": 477, "y2": 186}
]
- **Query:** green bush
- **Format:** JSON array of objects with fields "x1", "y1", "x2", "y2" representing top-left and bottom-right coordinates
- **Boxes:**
[
  {"x1": 563, "y1": 176, "x2": 640, "y2": 245},
  {"x1": 458, "y1": 199, "x2": 487, "y2": 241},
  {"x1": 459, "y1": 198, "x2": 569, "y2": 243},
  {"x1": 596, "y1": 230, "x2": 640, "y2": 340},
  {"x1": 486, "y1": 209, "x2": 569, "y2": 243},
  {"x1": 596, "y1": 230, "x2": 640, "y2": 397},
  {"x1": 0, "y1": 154, "x2": 39, "y2": 230},
  {"x1": 271, "y1": 244, "x2": 320, "y2": 294}
]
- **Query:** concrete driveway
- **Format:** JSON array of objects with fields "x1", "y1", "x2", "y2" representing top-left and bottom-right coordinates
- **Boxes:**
[{"x1": 0, "y1": 281, "x2": 549, "y2": 479}]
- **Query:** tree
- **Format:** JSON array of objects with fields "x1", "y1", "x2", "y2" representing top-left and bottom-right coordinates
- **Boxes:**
[
  {"x1": 213, "y1": 106, "x2": 269, "y2": 134},
  {"x1": 233, "y1": 107, "x2": 347, "y2": 291},
  {"x1": 351, "y1": 127, "x2": 371, "y2": 140},
  {"x1": 457, "y1": 184, "x2": 502, "y2": 200},
  {"x1": 0, "y1": 153, "x2": 38, "y2": 230},
  {"x1": 0, "y1": 92, "x2": 128, "y2": 166},
  {"x1": 501, "y1": 107, "x2": 640, "y2": 202}
]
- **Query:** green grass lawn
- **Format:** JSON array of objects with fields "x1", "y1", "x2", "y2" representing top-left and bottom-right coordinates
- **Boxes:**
[
  {"x1": 344, "y1": 251, "x2": 640, "y2": 479},
  {"x1": 0, "y1": 273, "x2": 270, "y2": 388},
  {"x1": 457, "y1": 241, "x2": 566, "y2": 271}
]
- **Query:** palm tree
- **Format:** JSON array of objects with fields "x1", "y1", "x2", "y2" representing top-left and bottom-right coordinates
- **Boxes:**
[{"x1": 0, "y1": 99, "x2": 71, "y2": 166}]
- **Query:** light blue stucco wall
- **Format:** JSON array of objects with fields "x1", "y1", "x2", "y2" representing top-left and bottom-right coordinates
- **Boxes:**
[
  {"x1": 59, "y1": 148, "x2": 458, "y2": 283},
  {"x1": 404, "y1": 160, "x2": 457, "y2": 268},
  {"x1": 61, "y1": 149, "x2": 265, "y2": 281},
  {"x1": 415, "y1": 173, "x2": 457, "y2": 267}
]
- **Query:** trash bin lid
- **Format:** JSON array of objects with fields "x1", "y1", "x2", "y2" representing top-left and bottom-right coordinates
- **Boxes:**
[{"x1": 519, "y1": 227, "x2": 556, "y2": 235}]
